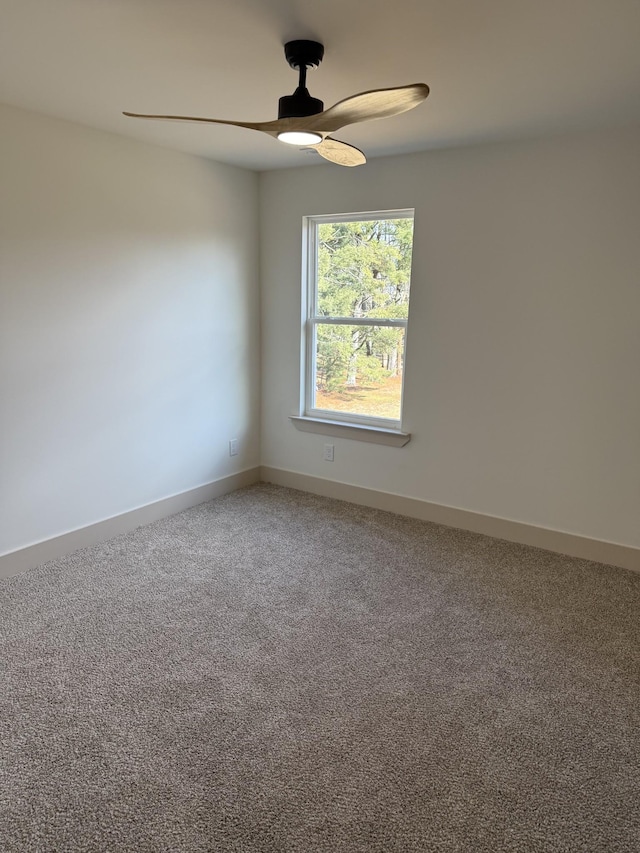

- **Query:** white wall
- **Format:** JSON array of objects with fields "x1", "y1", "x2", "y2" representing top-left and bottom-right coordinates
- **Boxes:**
[
  {"x1": 259, "y1": 127, "x2": 640, "y2": 549},
  {"x1": 0, "y1": 103, "x2": 260, "y2": 556}
]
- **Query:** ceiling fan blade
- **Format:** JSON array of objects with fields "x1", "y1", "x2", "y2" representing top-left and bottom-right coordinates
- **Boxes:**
[
  {"x1": 305, "y1": 84, "x2": 429, "y2": 133},
  {"x1": 122, "y1": 111, "x2": 287, "y2": 134},
  {"x1": 312, "y1": 137, "x2": 366, "y2": 167}
]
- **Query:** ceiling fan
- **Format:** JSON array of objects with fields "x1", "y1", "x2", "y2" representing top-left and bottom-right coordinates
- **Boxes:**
[{"x1": 124, "y1": 40, "x2": 429, "y2": 167}]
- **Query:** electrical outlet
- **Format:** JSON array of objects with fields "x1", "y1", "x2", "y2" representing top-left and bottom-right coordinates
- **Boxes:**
[
  {"x1": 323, "y1": 443, "x2": 334, "y2": 462},
  {"x1": 229, "y1": 439, "x2": 239, "y2": 457}
]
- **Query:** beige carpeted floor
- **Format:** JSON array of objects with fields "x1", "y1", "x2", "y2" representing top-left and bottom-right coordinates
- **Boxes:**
[{"x1": 1, "y1": 483, "x2": 639, "y2": 852}]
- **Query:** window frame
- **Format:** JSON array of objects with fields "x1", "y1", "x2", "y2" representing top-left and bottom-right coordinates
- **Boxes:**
[{"x1": 300, "y1": 209, "x2": 415, "y2": 433}]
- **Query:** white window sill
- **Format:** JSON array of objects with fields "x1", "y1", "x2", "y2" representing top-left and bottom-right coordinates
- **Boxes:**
[{"x1": 290, "y1": 416, "x2": 411, "y2": 447}]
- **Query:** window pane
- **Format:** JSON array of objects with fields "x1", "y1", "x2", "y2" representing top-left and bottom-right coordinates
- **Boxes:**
[
  {"x1": 316, "y1": 219, "x2": 414, "y2": 320},
  {"x1": 312, "y1": 324, "x2": 405, "y2": 421}
]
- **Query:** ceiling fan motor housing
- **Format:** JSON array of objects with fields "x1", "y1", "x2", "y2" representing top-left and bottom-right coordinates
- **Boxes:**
[
  {"x1": 278, "y1": 40, "x2": 325, "y2": 119},
  {"x1": 278, "y1": 90, "x2": 324, "y2": 119}
]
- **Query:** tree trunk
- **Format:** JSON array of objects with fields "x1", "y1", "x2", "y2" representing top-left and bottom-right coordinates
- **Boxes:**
[
  {"x1": 388, "y1": 347, "x2": 398, "y2": 377},
  {"x1": 347, "y1": 328, "x2": 359, "y2": 385}
]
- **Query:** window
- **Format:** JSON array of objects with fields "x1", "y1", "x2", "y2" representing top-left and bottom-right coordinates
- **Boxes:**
[{"x1": 300, "y1": 210, "x2": 414, "y2": 436}]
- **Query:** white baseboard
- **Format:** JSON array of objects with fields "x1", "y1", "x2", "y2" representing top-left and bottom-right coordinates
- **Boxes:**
[
  {"x1": 0, "y1": 467, "x2": 261, "y2": 580},
  {"x1": 4, "y1": 465, "x2": 637, "y2": 579},
  {"x1": 260, "y1": 466, "x2": 640, "y2": 574}
]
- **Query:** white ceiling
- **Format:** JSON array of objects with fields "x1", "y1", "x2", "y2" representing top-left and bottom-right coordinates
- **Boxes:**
[{"x1": 1, "y1": 0, "x2": 639, "y2": 171}]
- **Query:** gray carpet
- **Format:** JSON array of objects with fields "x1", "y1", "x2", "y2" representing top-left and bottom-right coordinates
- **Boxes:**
[{"x1": 1, "y1": 484, "x2": 639, "y2": 852}]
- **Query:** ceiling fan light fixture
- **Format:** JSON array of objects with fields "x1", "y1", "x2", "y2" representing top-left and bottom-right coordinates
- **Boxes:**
[{"x1": 277, "y1": 130, "x2": 323, "y2": 145}]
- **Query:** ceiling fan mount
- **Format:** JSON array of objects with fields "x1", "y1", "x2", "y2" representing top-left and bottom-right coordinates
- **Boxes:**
[
  {"x1": 283, "y1": 40, "x2": 324, "y2": 71},
  {"x1": 123, "y1": 40, "x2": 429, "y2": 167}
]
